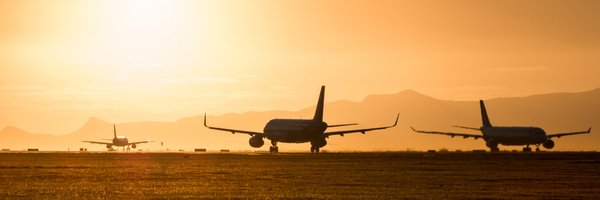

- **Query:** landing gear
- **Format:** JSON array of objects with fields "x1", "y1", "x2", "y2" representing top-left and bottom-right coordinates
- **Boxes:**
[
  {"x1": 127, "y1": 146, "x2": 131, "y2": 151},
  {"x1": 486, "y1": 140, "x2": 499, "y2": 152},
  {"x1": 269, "y1": 146, "x2": 279, "y2": 153},
  {"x1": 535, "y1": 145, "x2": 541, "y2": 152},
  {"x1": 310, "y1": 146, "x2": 320, "y2": 153},
  {"x1": 310, "y1": 138, "x2": 327, "y2": 154},
  {"x1": 269, "y1": 140, "x2": 279, "y2": 153},
  {"x1": 523, "y1": 145, "x2": 532, "y2": 152}
]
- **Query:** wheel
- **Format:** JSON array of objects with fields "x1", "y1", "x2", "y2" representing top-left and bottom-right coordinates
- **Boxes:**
[
  {"x1": 311, "y1": 146, "x2": 320, "y2": 153},
  {"x1": 523, "y1": 147, "x2": 532, "y2": 152},
  {"x1": 269, "y1": 146, "x2": 278, "y2": 153},
  {"x1": 535, "y1": 147, "x2": 540, "y2": 152},
  {"x1": 490, "y1": 147, "x2": 499, "y2": 152}
]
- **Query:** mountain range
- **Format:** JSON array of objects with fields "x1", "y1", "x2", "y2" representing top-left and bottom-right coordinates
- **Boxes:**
[{"x1": 1, "y1": 88, "x2": 598, "y2": 151}]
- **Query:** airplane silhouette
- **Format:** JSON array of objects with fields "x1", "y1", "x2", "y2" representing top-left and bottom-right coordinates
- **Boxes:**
[
  {"x1": 411, "y1": 100, "x2": 591, "y2": 152},
  {"x1": 83, "y1": 124, "x2": 153, "y2": 151},
  {"x1": 204, "y1": 86, "x2": 399, "y2": 153}
]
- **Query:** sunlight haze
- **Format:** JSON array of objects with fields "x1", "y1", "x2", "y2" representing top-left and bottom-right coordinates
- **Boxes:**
[{"x1": 1, "y1": 0, "x2": 599, "y2": 134}]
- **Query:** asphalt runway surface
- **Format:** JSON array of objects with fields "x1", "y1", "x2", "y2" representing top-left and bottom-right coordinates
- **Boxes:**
[{"x1": 0, "y1": 152, "x2": 599, "y2": 199}]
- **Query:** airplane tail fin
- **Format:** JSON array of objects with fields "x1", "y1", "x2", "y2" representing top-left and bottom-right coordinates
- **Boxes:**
[
  {"x1": 313, "y1": 86, "x2": 325, "y2": 122},
  {"x1": 113, "y1": 124, "x2": 117, "y2": 138},
  {"x1": 480, "y1": 100, "x2": 493, "y2": 127}
]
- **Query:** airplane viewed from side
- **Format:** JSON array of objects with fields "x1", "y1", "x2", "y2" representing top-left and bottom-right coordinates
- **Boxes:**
[
  {"x1": 83, "y1": 124, "x2": 153, "y2": 151},
  {"x1": 411, "y1": 100, "x2": 591, "y2": 152},
  {"x1": 204, "y1": 86, "x2": 399, "y2": 153}
]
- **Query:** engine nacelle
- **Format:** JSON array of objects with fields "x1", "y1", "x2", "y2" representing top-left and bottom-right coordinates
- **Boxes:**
[
  {"x1": 543, "y1": 139, "x2": 555, "y2": 149},
  {"x1": 249, "y1": 136, "x2": 264, "y2": 148},
  {"x1": 106, "y1": 144, "x2": 112, "y2": 149},
  {"x1": 132, "y1": 144, "x2": 137, "y2": 149},
  {"x1": 311, "y1": 138, "x2": 327, "y2": 148},
  {"x1": 486, "y1": 140, "x2": 498, "y2": 148}
]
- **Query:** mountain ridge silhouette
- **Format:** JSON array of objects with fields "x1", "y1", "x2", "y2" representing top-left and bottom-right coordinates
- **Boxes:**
[{"x1": 1, "y1": 88, "x2": 598, "y2": 151}]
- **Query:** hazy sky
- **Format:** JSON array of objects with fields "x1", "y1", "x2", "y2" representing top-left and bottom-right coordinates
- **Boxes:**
[{"x1": 1, "y1": 0, "x2": 599, "y2": 133}]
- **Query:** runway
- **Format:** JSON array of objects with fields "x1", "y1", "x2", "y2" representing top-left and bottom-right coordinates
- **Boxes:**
[{"x1": 0, "y1": 152, "x2": 598, "y2": 199}]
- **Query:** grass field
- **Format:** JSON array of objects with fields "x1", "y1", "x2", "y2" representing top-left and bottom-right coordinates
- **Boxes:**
[{"x1": 0, "y1": 152, "x2": 599, "y2": 199}]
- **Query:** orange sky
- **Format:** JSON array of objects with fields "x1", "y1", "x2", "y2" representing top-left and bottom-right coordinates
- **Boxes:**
[{"x1": 1, "y1": 0, "x2": 599, "y2": 134}]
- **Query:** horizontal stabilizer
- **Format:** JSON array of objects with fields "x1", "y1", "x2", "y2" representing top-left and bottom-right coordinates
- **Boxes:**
[
  {"x1": 324, "y1": 114, "x2": 398, "y2": 137},
  {"x1": 328, "y1": 123, "x2": 358, "y2": 128},
  {"x1": 452, "y1": 125, "x2": 481, "y2": 131}
]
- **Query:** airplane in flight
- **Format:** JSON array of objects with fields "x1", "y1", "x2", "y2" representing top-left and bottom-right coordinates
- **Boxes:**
[
  {"x1": 83, "y1": 124, "x2": 153, "y2": 151},
  {"x1": 411, "y1": 100, "x2": 591, "y2": 152},
  {"x1": 204, "y1": 86, "x2": 399, "y2": 153}
]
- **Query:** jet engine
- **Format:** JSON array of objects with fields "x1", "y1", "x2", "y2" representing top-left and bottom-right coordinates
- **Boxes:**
[
  {"x1": 132, "y1": 144, "x2": 137, "y2": 149},
  {"x1": 543, "y1": 139, "x2": 555, "y2": 149},
  {"x1": 311, "y1": 138, "x2": 327, "y2": 148},
  {"x1": 106, "y1": 144, "x2": 112, "y2": 148},
  {"x1": 249, "y1": 136, "x2": 264, "y2": 148}
]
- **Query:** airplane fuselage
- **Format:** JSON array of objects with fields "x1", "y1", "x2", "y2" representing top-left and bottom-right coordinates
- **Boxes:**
[
  {"x1": 482, "y1": 126, "x2": 547, "y2": 146},
  {"x1": 263, "y1": 119, "x2": 327, "y2": 143},
  {"x1": 112, "y1": 136, "x2": 130, "y2": 147}
]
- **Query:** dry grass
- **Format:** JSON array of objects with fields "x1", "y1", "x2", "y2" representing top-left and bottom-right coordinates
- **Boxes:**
[{"x1": 0, "y1": 152, "x2": 598, "y2": 199}]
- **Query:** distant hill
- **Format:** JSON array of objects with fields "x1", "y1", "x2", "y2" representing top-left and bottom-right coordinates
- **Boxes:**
[{"x1": 1, "y1": 88, "x2": 598, "y2": 151}]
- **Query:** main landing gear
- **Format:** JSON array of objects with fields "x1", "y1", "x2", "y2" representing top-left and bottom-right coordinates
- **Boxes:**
[
  {"x1": 310, "y1": 146, "x2": 320, "y2": 153},
  {"x1": 486, "y1": 140, "x2": 499, "y2": 152},
  {"x1": 269, "y1": 140, "x2": 279, "y2": 153},
  {"x1": 522, "y1": 145, "x2": 532, "y2": 152},
  {"x1": 310, "y1": 139, "x2": 326, "y2": 154}
]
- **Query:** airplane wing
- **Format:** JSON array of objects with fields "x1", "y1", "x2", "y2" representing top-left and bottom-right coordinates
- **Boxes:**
[
  {"x1": 323, "y1": 114, "x2": 398, "y2": 137},
  {"x1": 204, "y1": 114, "x2": 265, "y2": 136},
  {"x1": 547, "y1": 128, "x2": 591, "y2": 139},
  {"x1": 82, "y1": 140, "x2": 113, "y2": 145},
  {"x1": 128, "y1": 140, "x2": 154, "y2": 145},
  {"x1": 410, "y1": 127, "x2": 484, "y2": 139}
]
